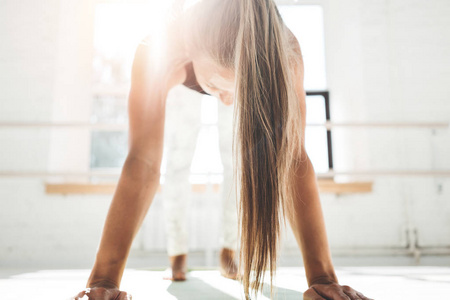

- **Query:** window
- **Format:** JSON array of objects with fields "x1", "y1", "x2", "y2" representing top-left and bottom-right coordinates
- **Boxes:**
[
  {"x1": 278, "y1": 4, "x2": 332, "y2": 174},
  {"x1": 278, "y1": 4, "x2": 327, "y2": 90},
  {"x1": 90, "y1": 3, "x2": 158, "y2": 170},
  {"x1": 90, "y1": 2, "x2": 332, "y2": 180},
  {"x1": 189, "y1": 96, "x2": 224, "y2": 184},
  {"x1": 305, "y1": 91, "x2": 333, "y2": 172}
]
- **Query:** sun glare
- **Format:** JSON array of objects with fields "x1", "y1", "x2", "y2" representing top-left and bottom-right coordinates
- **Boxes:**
[{"x1": 94, "y1": 0, "x2": 175, "y2": 74}]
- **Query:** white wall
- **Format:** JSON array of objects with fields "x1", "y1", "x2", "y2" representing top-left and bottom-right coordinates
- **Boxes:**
[
  {"x1": 0, "y1": 0, "x2": 449, "y2": 268},
  {"x1": 320, "y1": 0, "x2": 450, "y2": 252},
  {"x1": 0, "y1": 0, "x2": 105, "y2": 268},
  {"x1": 49, "y1": 0, "x2": 94, "y2": 174}
]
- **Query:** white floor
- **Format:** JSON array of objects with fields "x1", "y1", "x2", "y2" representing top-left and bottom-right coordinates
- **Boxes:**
[{"x1": 0, "y1": 267, "x2": 449, "y2": 299}]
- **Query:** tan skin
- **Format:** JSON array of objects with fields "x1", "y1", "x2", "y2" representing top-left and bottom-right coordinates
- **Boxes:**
[{"x1": 72, "y1": 32, "x2": 373, "y2": 300}]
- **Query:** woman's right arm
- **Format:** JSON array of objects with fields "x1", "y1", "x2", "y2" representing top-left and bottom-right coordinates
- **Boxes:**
[{"x1": 82, "y1": 39, "x2": 187, "y2": 294}]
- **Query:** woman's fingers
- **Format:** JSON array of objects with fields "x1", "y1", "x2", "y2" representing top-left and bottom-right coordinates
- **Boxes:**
[
  {"x1": 71, "y1": 288, "x2": 131, "y2": 300},
  {"x1": 116, "y1": 291, "x2": 132, "y2": 300},
  {"x1": 71, "y1": 290, "x2": 87, "y2": 300},
  {"x1": 342, "y1": 285, "x2": 374, "y2": 300},
  {"x1": 310, "y1": 283, "x2": 350, "y2": 299},
  {"x1": 305, "y1": 283, "x2": 374, "y2": 300},
  {"x1": 356, "y1": 290, "x2": 374, "y2": 300},
  {"x1": 342, "y1": 285, "x2": 362, "y2": 299}
]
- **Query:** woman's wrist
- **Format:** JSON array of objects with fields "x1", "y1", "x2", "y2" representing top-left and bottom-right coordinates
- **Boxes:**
[
  {"x1": 87, "y1": 279, "x2": 119, "y2": 289},
  {"x1": 308, "y1": 272, "x2": 339, "y2": 287},
  {"x1": 87, "y1": 273, "x2": 120, "y2": 289},
  {"x1": 86, "y1": 259, "x2": 125, "y2": 289},
  {"x1": 304, "y1": 257, "x2": 338, "y2": 287}
]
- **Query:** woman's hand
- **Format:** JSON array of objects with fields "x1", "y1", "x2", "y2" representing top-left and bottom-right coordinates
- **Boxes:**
[
  {"x1": 303, "y1": 283, "x2": 373, "y2": 300},
  {"x1": 71, "y1": 287, "x2": 131, "y2": 300}
]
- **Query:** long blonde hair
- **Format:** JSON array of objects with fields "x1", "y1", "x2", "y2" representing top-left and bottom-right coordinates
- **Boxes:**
[{"x1": 177, "y1": 0, "x2": 303, "y2": 297}]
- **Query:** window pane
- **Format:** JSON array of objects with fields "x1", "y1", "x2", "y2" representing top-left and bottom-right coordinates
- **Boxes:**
[
  {"x1": 90, "y1": 131, "x2": 128, "y2": 168},
  {"x1": 91, "y1": 3, "x2": 155, "y2": 169},
  {"x1": 91, "y1": 95, "x2": 128, "y2": 123},
  {"x1": 189, "y1": 96, "x2": 224, "y2": 184},
  {"x1": 93, "y1": 3, "x2": 169, "y2": 86},
  {"x1": 306, "y1": 95, "x2": 327, "y2": 123},
  {"x1": 278, "y1": 5, "x2": 327, "y2": 90},
  {"x1": 90, "y1": 3, "x2": 330, "y2": 175},
  {"x1": 305, "y1": 95, "x2": 329, "y2": 173}
]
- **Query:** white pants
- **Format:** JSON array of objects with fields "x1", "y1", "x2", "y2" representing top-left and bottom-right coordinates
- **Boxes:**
[{"x1": 163, "y1": 87, "x2": 238, "y2": 256}]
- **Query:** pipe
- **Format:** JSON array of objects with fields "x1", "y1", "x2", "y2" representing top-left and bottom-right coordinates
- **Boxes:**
[
  {"x1": 0, "y1": 121, "x2": 447, "y2": 130},
  {"x1": 2, "y1": 170, "x2": 450, "y2": 178}
]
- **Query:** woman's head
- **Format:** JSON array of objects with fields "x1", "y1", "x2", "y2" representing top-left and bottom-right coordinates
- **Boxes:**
[
  {"x1": 181, "y1": 0, "x2": 239, "y2": 67},
  {"x1": 176, "y1": 0, "x2": 304, "y2": 298},
  {"x1": 191, "y1": 57, "x2": 235, "y2": 105},
  {"x1": 179, "y1": 0, "x2": 239, "y2": 105}
]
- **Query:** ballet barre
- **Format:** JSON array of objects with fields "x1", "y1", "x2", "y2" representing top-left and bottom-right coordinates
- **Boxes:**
[{"x1": 43, "y1": 181, "x2": 373, "y2": 195}]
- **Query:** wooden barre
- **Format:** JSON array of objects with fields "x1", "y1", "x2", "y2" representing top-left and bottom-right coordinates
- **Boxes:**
[
  {"x1": 44, "y1": 181, "x2": 373, "y2": 195},
  {"x1": 320, "y1": 170, "x2": 450, "y2": 177}
]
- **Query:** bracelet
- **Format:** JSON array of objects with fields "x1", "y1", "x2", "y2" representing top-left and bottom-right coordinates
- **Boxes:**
[{"x1": 78, "y1": 288, "x2": 90, "y2": 300}]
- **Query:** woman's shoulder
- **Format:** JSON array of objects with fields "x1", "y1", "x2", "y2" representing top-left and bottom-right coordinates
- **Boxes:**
[{"x1": 133, "y1": 31, "x2": 190, "y2": 88}]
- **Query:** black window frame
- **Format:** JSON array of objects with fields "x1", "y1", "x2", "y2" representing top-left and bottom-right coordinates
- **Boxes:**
[{"x1": 305, "y1": 90, "x2": 333, "y2": 171}]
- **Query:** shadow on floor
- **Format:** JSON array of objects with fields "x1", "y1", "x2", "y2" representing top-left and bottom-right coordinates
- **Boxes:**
[
  {"x1": 262, "y1": 284, "x2": 303, "y2": 300},
  {"x1": 167, "y1": 277, "x2": 238, "y2": 299},
  {"x1": 167, "y1": 277, "x2": 303, "y2": 300}
]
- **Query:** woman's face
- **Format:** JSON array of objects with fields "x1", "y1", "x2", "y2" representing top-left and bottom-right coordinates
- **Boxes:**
[{"x1": 191, "y1": 58, "x2": 235, "y2": 106}]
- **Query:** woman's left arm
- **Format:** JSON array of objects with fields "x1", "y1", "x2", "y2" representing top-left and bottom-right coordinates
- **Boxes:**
[
  {"x1": 290, "y1": 150, "x2": 371, "y2": 300},
  {"x1": 289, "y1": 37, "x2": 373, "y2": 300}
]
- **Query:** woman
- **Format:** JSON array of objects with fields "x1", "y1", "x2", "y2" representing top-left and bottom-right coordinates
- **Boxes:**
[
  {"x1": 74, "y1": 0, "x2": 373, "y2": 299},
  {"x1": 162, "y1": 84, "x2": 239, "y2": 281}
]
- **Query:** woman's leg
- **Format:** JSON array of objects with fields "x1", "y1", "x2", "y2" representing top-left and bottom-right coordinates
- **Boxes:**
[
  {"x1": 162, "y1": 87, "x2": 202, "y2": 280},
  {"x1": 217, "y1": 102, "x2": 239, "y2": 279}
]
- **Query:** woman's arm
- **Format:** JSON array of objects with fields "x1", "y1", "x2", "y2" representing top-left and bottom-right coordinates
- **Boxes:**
[
  {"x1": 289, "y1": 150, "x2": 338, "y2": 287},
  {"x1": 291, "y1": 151, "x2": 374, "y2": 300},
  {"x1": 287, "y1": 48, "x2": 338, "y2": 287},
  {"x1": 86, "y1": 39, "x2": 187, "y2": 289},
  {"x1": 289, "y1": 36, "x2": 372, "y2": 300},
  {"x1": 86, "y1": 158, "x2": 163, "y2": 288}
]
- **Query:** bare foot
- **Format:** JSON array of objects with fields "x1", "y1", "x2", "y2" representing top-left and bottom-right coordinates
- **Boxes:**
[
  {"x1": 164, "y1": 254, "x2": 187, "y2": 281},
  {"x1": 219, "y1": 248, "x2": 238, "y2": 280}
]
